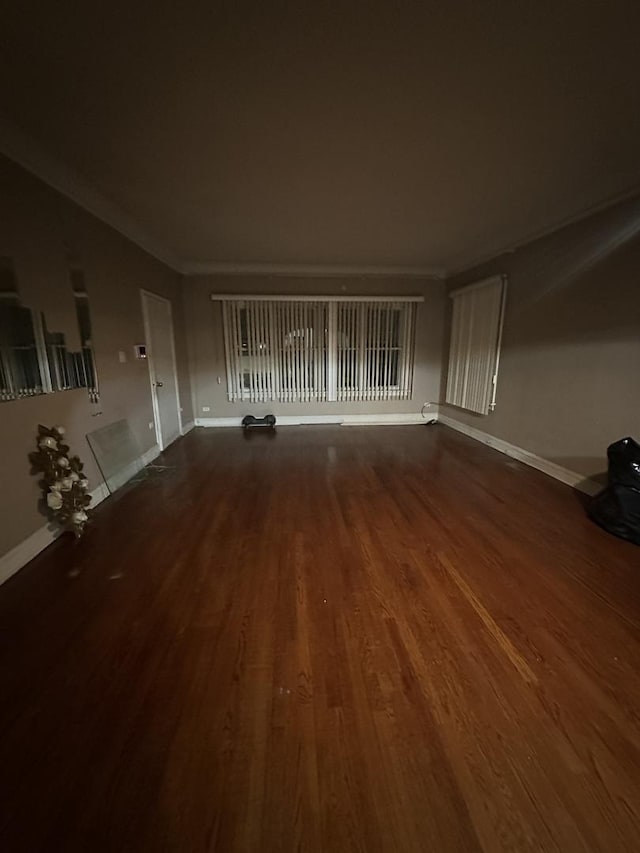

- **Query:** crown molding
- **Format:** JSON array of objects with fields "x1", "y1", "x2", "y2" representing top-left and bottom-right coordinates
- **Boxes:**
[
  {"x1": 0, "y1": 113, "x2": 185, "y2": 273},
  {"x1": 181, "y1": 261, "x2": 446, "y2": 278},
  {"x1": 0, "y1": 118, "x2": 444, "y2": 280},
  {"x1": 447, "y1": 182, "x2": 640, "y2": 279},
  {"x1": 7, "y1": 112, "x2": 638, "y2": 285}
]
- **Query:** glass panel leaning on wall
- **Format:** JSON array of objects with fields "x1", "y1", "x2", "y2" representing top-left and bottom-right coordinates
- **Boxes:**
[{"x1": 0, "y1": 258, "x2": 99, "y2": 403}]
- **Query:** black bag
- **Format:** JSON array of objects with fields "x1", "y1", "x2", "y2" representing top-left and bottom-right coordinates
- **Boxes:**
[
  {"x1": 589, "y1": 437, "x2": 640, "y2": 546},
  {"x1": 606, "y1": 437, "x2": 640, "y2": 490}
]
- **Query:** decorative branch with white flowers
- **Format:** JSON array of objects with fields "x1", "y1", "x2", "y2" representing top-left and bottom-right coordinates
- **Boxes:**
[{"x1": 30, "y1": 425, "x2": 91, "y2": 538}]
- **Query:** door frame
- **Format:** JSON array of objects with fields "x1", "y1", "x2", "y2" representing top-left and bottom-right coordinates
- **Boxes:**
[{"x1": 140, "y1": 289, "x2": 183, "y2": 450}]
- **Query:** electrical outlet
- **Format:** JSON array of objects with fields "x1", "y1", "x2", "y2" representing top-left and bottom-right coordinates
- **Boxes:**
[
  {"x1": 202, "y1": 406, "x2": 211, "y2": 412},
  {"x1": 118, "y1": 350, "x2": 127, "y2": 363}
]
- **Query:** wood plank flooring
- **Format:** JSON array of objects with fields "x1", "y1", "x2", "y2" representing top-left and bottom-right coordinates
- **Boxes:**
[{"x1": 1, "y1": 424, "x2": 639, "y2": 852}]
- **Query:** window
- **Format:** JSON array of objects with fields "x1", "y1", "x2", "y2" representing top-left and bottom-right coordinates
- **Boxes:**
[
  {"x1": 445, "y1": 275, "x2": 507, "y2": 415},
  {"x1": 219, "y1": 296, "x2": 418, "y2": 404},
  {"x1": 336, "y1": 302, "x2": 412, "y2": 402},
  {"x1": 0, "y1": 258, "x2": 99, "y2": 403}
]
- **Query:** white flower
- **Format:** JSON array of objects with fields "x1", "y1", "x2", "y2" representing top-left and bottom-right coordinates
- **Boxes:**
[
  {"x1": 57, "y1": 457, "x2": 70, "y2": 468},
  {"x1": 60, "y1": 478, "x2": 73, "y2": 491},
  {"x1": 52, "y1": 480, "x2": 64, "y2": 491},
  {"x1": 79, "y1": 478, "x2": 89, "y2": 490},
  {"x1": 53, "y1": 425, "x2": 66, "y2": 436},
  {"x1": 47, "y1": 491, "x2": 63, "y2": 510},
  {"x1": 69, "y1": 472, "x2": 80, "y2": 482},
  {"x1": 71, "y1": 510, "x2": 88, "y2": 524},
  {"x1": 38, "y1": 436, "x2": 58, "y2": 450}
]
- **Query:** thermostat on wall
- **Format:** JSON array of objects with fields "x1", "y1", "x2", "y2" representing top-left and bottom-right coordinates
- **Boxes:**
[{"x1": 134, "y1": 344, "x2": 147, "y2": 359}]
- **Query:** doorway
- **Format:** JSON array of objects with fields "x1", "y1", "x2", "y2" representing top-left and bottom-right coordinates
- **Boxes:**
[{"x1": 140, "y1": 290, "x2": 182, "y2": 450}]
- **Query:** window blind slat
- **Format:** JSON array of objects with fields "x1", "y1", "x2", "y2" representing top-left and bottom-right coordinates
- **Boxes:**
[
  {"x1": 300, "y1": 301, "x2": 305, "y2": 402},
  {"x1": 291, "y1": 301, "x2": 298, "y2": 402},
  {"x1": 401, "y1": 303, "x2": 409, "y2": 397},
  {"x1": 250, "y1": 302, "x2": 258, "y2": 401},
  {"x1": 262, "y1": 301, "x2": 269, "y2": 402},
  {"x1": 313, "y1": 303, "x2": 318, "y2": 402},
  {"x1": 365, "y1": 302, "x2": 372, "y2": 401},
  {"x1": 408, "y1": 302, "x2": 416, "y2": 397},
  {"x1": 298, "y1": 301, "x2": 304, "y2": 402},
  {"x1": 256, "y1": 301, "x2": 263, "y2": 401},
  {"x1": 252, "y1": 302, "x2": 259, "y2": 401},
  {"x1": 374, "y1": 305, "x2": 380, "y2": 401},
  {"x1": 339, "y1": 302, "x2": 345, "y2": 403}
]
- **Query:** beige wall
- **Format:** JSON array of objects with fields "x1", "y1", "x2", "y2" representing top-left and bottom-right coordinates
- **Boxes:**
[
  {"x1": 0, "y1": 155, "x2": 192, "y2": 558},
  {"x1": 441, "y1": 194, "x2": 640, "y2": 480},
  {"x1": 184, "y1": 275, "x2": 445, "y2": 420}
]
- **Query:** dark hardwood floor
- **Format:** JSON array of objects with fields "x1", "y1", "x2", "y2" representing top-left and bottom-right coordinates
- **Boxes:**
[{"x1": 1, "y1": 424, "x2": 639, "y2": 852}]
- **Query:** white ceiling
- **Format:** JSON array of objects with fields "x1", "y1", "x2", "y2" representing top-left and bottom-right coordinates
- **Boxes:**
[{"x1": 2, "y1": 1, "x2": 640, "y2": 275}]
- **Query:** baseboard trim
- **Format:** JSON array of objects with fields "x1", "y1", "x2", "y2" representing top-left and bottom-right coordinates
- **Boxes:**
[
  {"x1": 195, "y1": 417, "x2": 244, "y2": 428},
  {"x1": 437, "y1": 414, "x2": 602, "y2": 495},
  {"x1": 0, "y1": 444, "x2": 160, "y2": 587},
  {"x1": 340, "y1": 413, "x2": 430, "y2": 426},
  {"x1": 141, "y1": 444, "x2": 161, "y2": 466},
  {"x1": 195, "y1": 413, "x2": 429, "y2": 428},
  {"x1": 105, "y1": 443, "x2": 160, "y2": 492},
  {"x1": 0, "y1": 525, "x2": 59, "y2": 587},
  {"x1": 0, "y1": 480, "x2": 109, "y2": 587},
  {"x1": 90, "y1": 482, "x2": 110, "y2": 506}
]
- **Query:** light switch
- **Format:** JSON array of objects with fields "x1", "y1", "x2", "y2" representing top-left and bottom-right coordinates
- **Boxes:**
[{"x1": 118, "y1": 350, "x2": 127, "y2": 363}]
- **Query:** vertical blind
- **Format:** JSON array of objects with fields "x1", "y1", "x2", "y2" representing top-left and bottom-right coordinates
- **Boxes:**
[
  {"x1": 445, "y1": 276, "x2": 506, "y2": 415},
  {"x1": 220, "y1": 297, "x2": 417, "y2": 404},
  {"x1": 335, "y1": 301, "x2": 416, "y2": 402},
  {"x1": 222, "y1": 299, "x2": 329, "y2": 403}
]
